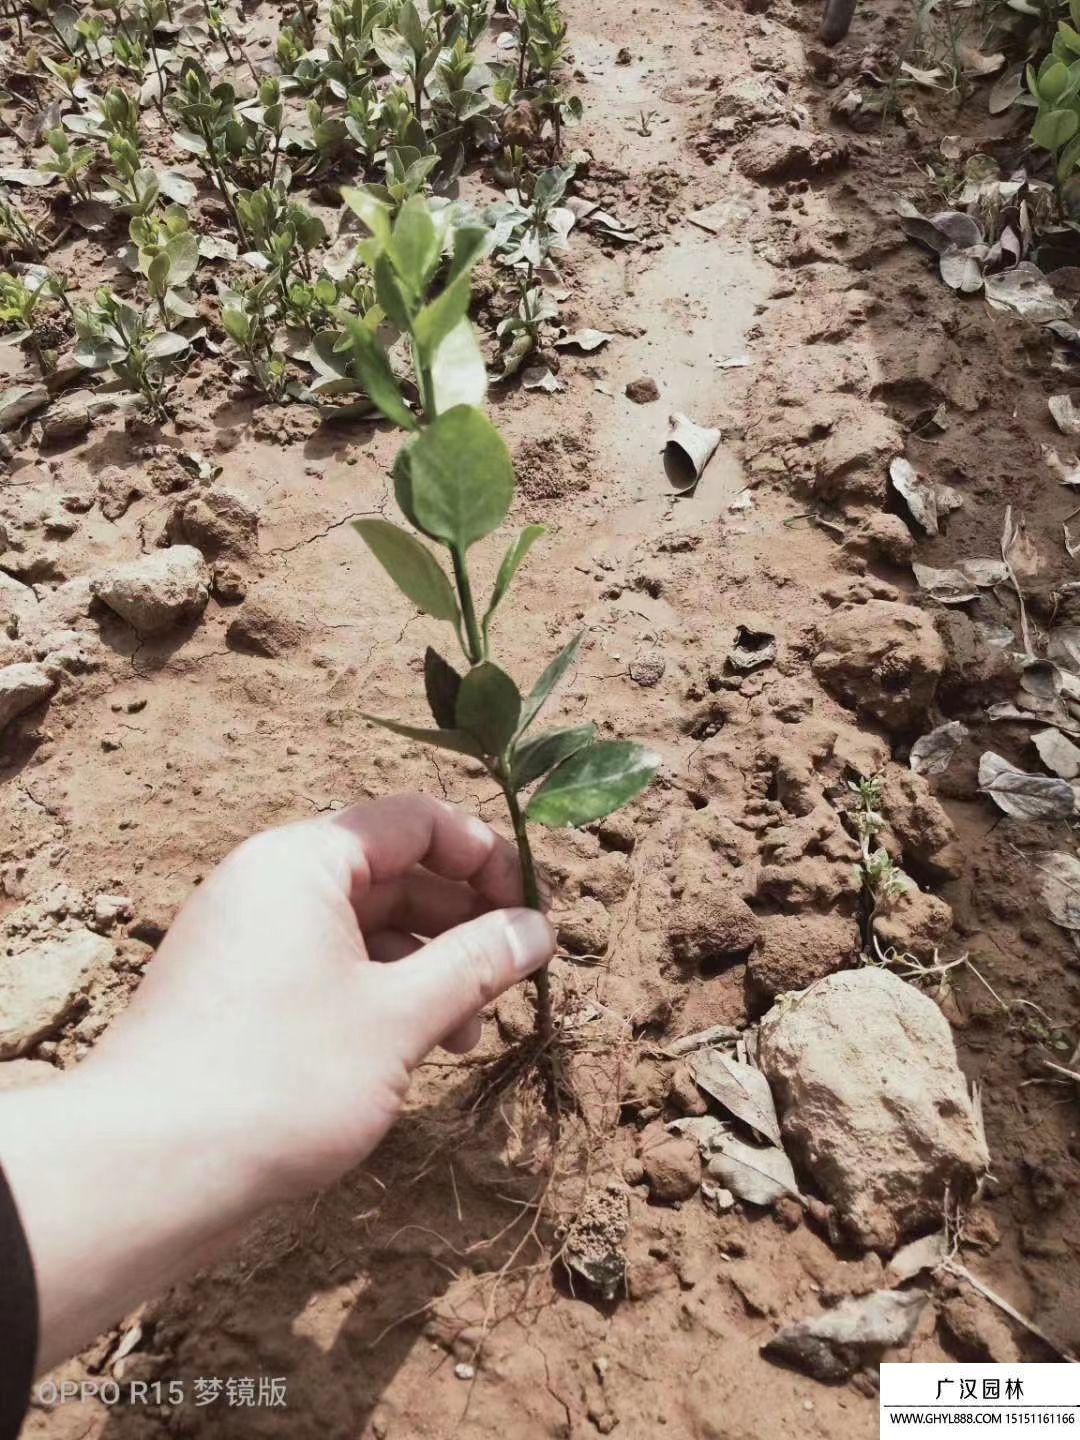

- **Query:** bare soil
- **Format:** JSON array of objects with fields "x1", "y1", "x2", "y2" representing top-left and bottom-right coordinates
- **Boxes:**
[{"x1": 4, "y1": 0, "x2": 1080, "y2": 1434}]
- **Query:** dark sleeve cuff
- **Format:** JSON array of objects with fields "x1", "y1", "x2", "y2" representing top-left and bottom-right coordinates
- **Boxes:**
[{"x1": 0, "y1": 1162, "x2": 38, "y2": 1439}]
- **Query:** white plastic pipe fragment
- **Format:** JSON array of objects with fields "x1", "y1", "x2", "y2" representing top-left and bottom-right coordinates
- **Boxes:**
[{"x1": 664, "y1": 412, "x2": 721, "y2": 491}]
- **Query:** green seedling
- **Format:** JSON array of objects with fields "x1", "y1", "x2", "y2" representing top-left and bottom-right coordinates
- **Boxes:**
[
  {"x1": 345, "y1": 83, "x2": 387, "y2": 165},
  {"x1": 342, "y1": 189, "x2": 660, "y2": 1044},
  {"x1": 299, "y1": 99, "x2": 351, "y2": 174},
  {"x1": 39, "y1": 128, "x2": 95, "y2": 199},
  {"x1": 134, "y1": 212, "x2": 200, "y2": 323},
  {"x1": 74, "y1": 286, "x2": 190, "y2": 418},
  {"x1": 325, "y1": 0, "x2": 387, "y2": 96},
  {"x1": 848, "y1": 774, "x2": 909, "y2": 959},
  {"x1": 112, "y1": 27, "x2": 150, "y2": 82},
  {"x1": 444, "y1": 0, "x2": 491, "y2": 50},
  {"x1": 496, "y1": 0, "x2": 580, "y2": 151},
  {"x1": 428, "y1": 35, "x2": 493, "y2": 176},
  {"x1": 103, "y1": 137, "x2": 160, "y2": 216},
  {"x1": 220, "y1": 279, "x2": 289, "y2": 399},
  {"x1": 0, "y1": 189, "x2": 44, "y2": 259},
  {"x1": 40, "y1": 55, "x2": 84, "y2": 101},
  {"x1": 356, "y1": 142, "x2": 441, "y2": 214},
  {"x1": 1026, "y1": 22, "x2": 1080, "y2": 212},
  {"x1": 485, "y1": 163, "x2": 574, "y2": 374},
  {"x1": 372, "y1": 1, "x2": 441, "y2": 133},
  {"x1": 0, "y1": 266, "x2": 70, "y2": 373},
  {"x1": 170, "y1": 58, "x2": 245, "y2": 232},
  {"x1": 235, "y1": 183, "x2": 327, "y2": 309}
]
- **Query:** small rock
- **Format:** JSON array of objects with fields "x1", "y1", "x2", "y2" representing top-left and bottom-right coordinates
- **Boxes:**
[
  {"x1": 0, "y1": 929, "x2": 114, "y2": 1058},
  {"x1": 813, "y1": 599, "x2": 945, "y2": 733},
  {"x1": 212, "y1": 563, "x2": 247, "y2": 604},
  {"x1": 629, "y1": 650, "x2": 666, "y2": 686},
  {"x1": 873, "y1": 884, "x2": 953, "y2": 961},
  {"x1": 555, "y1": 895, "x2": 610, "y2": 956},
  {"x1": 639, "y1": 1126, "x2": 701, "y2": 1203},
  {"x1": 172, "y1": 485, "x2": 258, "y2": 557},
  {"x1": 39, "y1": 392, "x2": 94, "y2": 445},
  {"x1": 225, "y1": 598, "x2": 304, "y2": 657},
  {"x1": 0, "y1": 662, "x2": 55, "y2": 733},
  {"x1": 90, "y1": 894, "x2": 133, "y2": 933},
  {"x1": 939, "y1": 1294, "x2": 1019, "y2": 1363},
  {"x1": 625, "y1": 377, "x2": 660, "y2": 404},
  {"x1": 91, "y1": 546, "x2": 211, "y2": 635},
  {"x1": 759, "y1": 969, "x2": 989, "y2": 1250},
  {"x1": 97, "y1": 466, "x2": 144, "y2": 521},
  {"x1": 615, "y1": 45, "x2": 632, "y2": 63},
  {"x1": 668, "y1": 1063, "x2": 709, "y2": 1116},
  {"x1": 844, "y1": 513, "x2": 916, "y2": 566},
  {"x1": 669, "y1": 888, "x2": 761, "y2": 969},
  {"x1": 747, "y1": 912, "x2": 859, "y2": 1011},
  {"x1": 0, "y1": 384, "x2": 49, "y2": 431},
  {"x1": 735, "y1": 125, "x2": 846, "y2": 183}
]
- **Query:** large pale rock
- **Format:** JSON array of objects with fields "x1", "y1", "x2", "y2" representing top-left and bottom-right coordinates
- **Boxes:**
[
  {"x1": 759, "y1": 968, "x2": 988, "y2": 1250},
  {"x1": 0, "y1": 929, "x2": 114, "y2": 1058},
  {"x1": 90, "y1": 546, "x2": 210, "y2": 635},
  {"x1": 0, "y1": 662, "x2": 55, "y2": 732}
]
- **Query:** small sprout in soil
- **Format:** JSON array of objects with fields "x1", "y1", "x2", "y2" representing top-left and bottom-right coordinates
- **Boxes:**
[
  {"x1": 848, "y1": 774, "x2": 908, "y2": 958},
  {"x1": 344, "y1": 190, "x2": 660, "y2": 1044}
]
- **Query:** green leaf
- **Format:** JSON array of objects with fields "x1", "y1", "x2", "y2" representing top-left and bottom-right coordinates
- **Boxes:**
[
  {"x1": 448, "y1": 225, "x2": 492, "y2": 282},
  {"x1": 374, "y1": 253, "x2": 411, "y2": 330},
  {"x1": 371, "y1": 25, "x2": 413, "y2": 71},
  {"x1": 145, "y1": 331, "x2": 190, "y2": 361},
  {"x1": 390, "y1": 195, "x2": 439, "y2": 293},
  {"x1": 165, "y1": 229, "x2": 199, "y2": 285},
  {"x1": 512, "y1": 723, "x2": 596, "y2": 790},
  {"x1": 338, "y1": 314, "x2": 417, "y2": 431},
  {"x1": 1059, "y1": 20, "x2": 1080, "y2": 56},
  {"x1": 353, "y1": 518, "x2": 460, "y2": 623},
  {"x1": 455, "y1": 661, "x2": 521, "y2": 755},
  {"x1": 362, "y1": 712, "x2": 484, "y2": 758},
  {"x1": 483, "y1": 523, "x2": 545, "y2": 640},
  {"x1": 1033, "y1": 106, "x2": 1079, "y2": 150},
  {"x1": 520, "y1": 631, "x2": 585, "y2": 732},
  {"x1": 424, "y1": 646, "x2": 461, "y2": 728},
  {"x1": 406, "y1": 404, "x2": 514, "y2": 550},
  {"x1": 1038, "y1": 59, "x2": 1071, "y2": 101},
  {"x1": 341, "y1": 185, "x2": 393, "y2": 248},
  {"x1": 429, "y1": 316, "x2": 487, "y2": 412},
  {"x1": 397, "y1": 2, "x2": 426, "y2": 53},
  {"x1": 412, "y1": 269, "x2": 472, "y2": 355},
  {"x1": 1058, "y1": 130, "x2": 1080, "y2": 179},
  {"x1": 526, "y1": 740, "x2": 661, "y2": 828}
]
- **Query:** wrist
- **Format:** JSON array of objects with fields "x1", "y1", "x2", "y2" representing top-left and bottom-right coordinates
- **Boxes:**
[{"x1": 0, "y1": 1061, "x2": 263, "y2": 1372}]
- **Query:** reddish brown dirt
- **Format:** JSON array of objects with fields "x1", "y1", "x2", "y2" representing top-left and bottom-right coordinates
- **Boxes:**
[{"x1": 3, "y1": 0, "x2": 1079, "y2": 1435}]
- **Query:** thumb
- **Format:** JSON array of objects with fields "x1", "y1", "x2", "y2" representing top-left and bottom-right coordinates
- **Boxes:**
[{"x1": 389, "y1": 907, "x2": 556, "y2": 1064}]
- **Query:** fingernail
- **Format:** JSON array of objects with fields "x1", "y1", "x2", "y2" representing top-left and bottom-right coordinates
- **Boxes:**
[{"x1": 504, "y1": 908, "x2": 556, "y2": 976}]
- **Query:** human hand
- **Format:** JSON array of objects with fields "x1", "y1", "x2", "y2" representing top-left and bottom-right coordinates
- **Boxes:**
[
  {"x1": 0, "y1": 795, "x2": 555, "y2": 1370},
  {"x1": 85, "y1": 793, "x2": 556, "y2": 1201}
]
